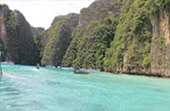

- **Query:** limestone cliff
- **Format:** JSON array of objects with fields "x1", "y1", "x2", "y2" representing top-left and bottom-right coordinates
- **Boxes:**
[
  {"x1": 31, "y1": 27, "x2": 44, "y2": 38},
  {"x1": 1, "y1": 1, "x2": 170, "y2": 78},
  {"x1": 62, "y1": 0, "x2": 120, "y2": 69},
  {"x1": 150, "y1": 9, "x2": 170, "y2": 77},
  {"x1": 31, "y1": 27, "x2": 45, "y2": 63},
  {"x1": 0, "y1": 4, "x2": 38, "y2": 65},
  {"x1": 14, "y1": 10, "x2": 39, "y2": 64},
  {"x1": 0, "y1": 5, "x2": 6, "y2": 61},
  {"x1": 0, "y1": 4, "x2": 19, "y2": 62},
  {"x1": 41, "y1": 13, "x2": 79, "y2": 66},
  {"x1": 104, "y1": 0, "x2": 170, "y2": 78},
  {"x1": 79, "y1": 0, "x2": 115, "y2": 27}
]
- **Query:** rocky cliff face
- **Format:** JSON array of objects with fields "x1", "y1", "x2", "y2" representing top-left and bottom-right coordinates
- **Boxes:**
[
  {"x1": 14, "y1": 10, "x2": 39, "y2": 64},
  {"x1": 31, "y1": 27, "x2": 44, "y2": 37},
  {"x1": 41, "y1": 13, "x2": 79, "y2": 66},
  {"x1": 79, "y1": 0, "x2": 115, "y2": 27},
  {"x1": 0, "y1": 5, "x2": 6, "y2": 61},
  {"x1": 104, "y1": 0, "x2": 170, "y2": 77},
  {"x1": 31, "y1": 27, "x2": 45, "y2": 63},
  {"x1": 0, "y1": 4, "x2": 39, "y2": 65},
  {"x1": 150, "y1": 9, "x2": 170, "y2": 77},
  {"x1": 0, "y1": 5, "x2": 22, "y2": 63},
  {"x1": 62, "y1": 0, "x2": 120, "y2": 69},
  {"x1": 31, "y1": 27, "x2": 45, "y2": 50},
  {"x1": 1, "y1": 0, "x2": 170, "y2": 78}
]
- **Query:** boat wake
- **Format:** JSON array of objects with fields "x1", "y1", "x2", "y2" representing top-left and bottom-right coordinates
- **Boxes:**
[{"x1": 3, "y1": 73, "x2": 26, "y2": 81}]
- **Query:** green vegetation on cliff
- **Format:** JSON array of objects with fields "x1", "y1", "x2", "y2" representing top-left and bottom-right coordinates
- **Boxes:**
[
  {"x1": 41, "y1": 19, "x2": 71, "y2": 66},
  {"x1": 0, "y1": 5, "x2": 20, "y2": 63},
  {"x1": 79, "y1": 0, "x2": 114, "y2": 27},
  {"x1": 62, "y1": 0, "x2": 170, "y2": 77},
  {"x1": 104, "y1": 0, "x2": 153, "y2": 73},
  {"x1": 0, "y1": 5, "x2": 39, "y2": 65},
  {"x1": 104, "y1": 0, "x2": 170, "y2": 75},
  {"x1": 62, "y1": 0, "x2": 119, "y2": 70},
  {"x1": 31, "y1": 27, "x2": 45, "y2": 63},
  {"x1": 41, "y1": 14, "x2": 79, "y2": 66},
  {"x1": 5, "y1": 10, "x2": 20, "y2": 63},
  {"x1": 62, "y1": 14, "x2": 119, "y2": 70},
  {"x1": 1, "y1": 0, "x2": 170, "y2": 77}
]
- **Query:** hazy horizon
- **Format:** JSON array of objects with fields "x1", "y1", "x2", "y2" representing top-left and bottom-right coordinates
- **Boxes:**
[{"x1": 0, "y1": 0, "x2": 95, "y2": 29}]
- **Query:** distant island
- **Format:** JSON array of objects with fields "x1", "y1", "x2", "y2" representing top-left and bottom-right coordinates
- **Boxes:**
[{"x1": 0, "y1": 0, "x2": 170, "y2": 78}]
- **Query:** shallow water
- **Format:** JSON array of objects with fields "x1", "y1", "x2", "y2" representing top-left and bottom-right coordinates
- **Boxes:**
[{"x1": 0, "y1": 64, "x2": 170, "y2": 111}]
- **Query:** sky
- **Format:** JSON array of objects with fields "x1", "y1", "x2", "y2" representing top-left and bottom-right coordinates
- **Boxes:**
[{"x1": 0, "y1": 0, "x2": 95, "y2": 29}]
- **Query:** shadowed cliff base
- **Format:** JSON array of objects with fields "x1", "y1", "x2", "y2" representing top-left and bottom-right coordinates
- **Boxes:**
[{"x1": 114, "y1": 72, "x2": 170, "y2": 79}]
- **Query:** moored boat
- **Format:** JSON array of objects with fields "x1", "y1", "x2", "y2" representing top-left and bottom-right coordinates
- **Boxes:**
[
  {"x1": 74, "y1": 70, "x2": 91, "y2": 74},
  {"x1": 74, "y1": 68, "x2": 91, "y2": 74}
]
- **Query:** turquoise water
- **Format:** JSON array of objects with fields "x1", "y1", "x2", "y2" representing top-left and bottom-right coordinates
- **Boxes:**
[{"x1": 0, "y1": 64, "x2": 170, "y2": 111}]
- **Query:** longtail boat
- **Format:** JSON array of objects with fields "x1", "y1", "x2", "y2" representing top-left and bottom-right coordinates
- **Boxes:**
[{"x1": 74, "y1": 68, "x2": 91, "y2": 74}]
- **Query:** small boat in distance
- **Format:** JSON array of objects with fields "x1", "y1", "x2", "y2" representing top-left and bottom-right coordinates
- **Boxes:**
[
  {"x1": 36, "y1": 63, "x2": 40, "y2": 69},
  {"x1": 74, "y1": 68, "x2": 91, "y2": 74}
]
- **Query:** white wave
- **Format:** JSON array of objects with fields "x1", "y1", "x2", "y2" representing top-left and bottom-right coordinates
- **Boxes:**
[
  {"x1": 3, "y1": 73, "x2": 26, "y2": 81},
  {"x1": 1, "y1": 61, "x2": 14, "y2": 64},
  {"x1": 61, "y1": 67, "x2": 74, "y2": 69},
  {"x1": 32, "y1": 68, "x2": 40, "y2": 71}
]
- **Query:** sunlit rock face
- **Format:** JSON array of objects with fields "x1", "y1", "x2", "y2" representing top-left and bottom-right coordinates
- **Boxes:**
[{"x1": 151, "y1": 10, "x2": 170, "y2": 77}]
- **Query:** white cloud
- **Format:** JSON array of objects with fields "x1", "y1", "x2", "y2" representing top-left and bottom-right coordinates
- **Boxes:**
[{"x1": 0, "y1": 0, "x2": 95, "y2": 29}]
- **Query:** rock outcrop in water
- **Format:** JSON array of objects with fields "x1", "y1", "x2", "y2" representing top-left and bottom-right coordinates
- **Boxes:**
[{"x1": 0, "y1": 4, "x2": 39, "y2": 65}]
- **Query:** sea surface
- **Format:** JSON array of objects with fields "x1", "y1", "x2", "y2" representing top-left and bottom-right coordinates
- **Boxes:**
[{"x1": 0, "y1": 64, "x2": 170, "y2": 111}]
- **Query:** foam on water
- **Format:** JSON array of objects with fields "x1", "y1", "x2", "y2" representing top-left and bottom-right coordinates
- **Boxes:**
[
  {"x1": 3, "y1": 73, "x2": 26, "y2": 81},
  {"x1": 0, "y1": 64, "x2": 170, "y2": 111}
]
